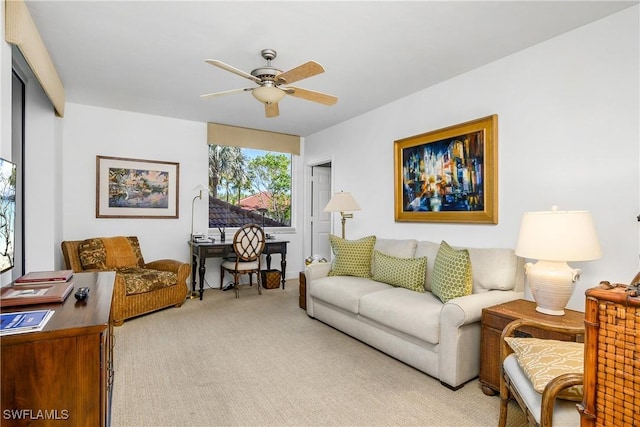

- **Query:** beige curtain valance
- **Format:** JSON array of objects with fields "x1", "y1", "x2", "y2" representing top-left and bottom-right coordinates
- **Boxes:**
[
  {"x1": 5, "y1": 0, "x2": 65, "y2": 117},
  {"x1": 207, "y1": 123, "x2": 300, "y2": 155}
]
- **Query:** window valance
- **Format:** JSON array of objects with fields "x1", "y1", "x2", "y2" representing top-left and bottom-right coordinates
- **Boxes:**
[
  {"x1": 5, "y1": 0, "x2": 65, "y2": 117},
  {"x1": 207, "y1": 122, "x2": 300, "y2": 155}
]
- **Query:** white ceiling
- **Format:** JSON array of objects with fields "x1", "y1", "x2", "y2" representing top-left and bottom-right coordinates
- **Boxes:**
[{"x1": 23, "y1": 1, "x2": 637, "y2": 137}]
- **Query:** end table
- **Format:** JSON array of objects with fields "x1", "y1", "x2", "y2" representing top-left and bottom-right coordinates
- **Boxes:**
[{"x1": 479, "y1": 298, "x2": 584, "y2": 396}]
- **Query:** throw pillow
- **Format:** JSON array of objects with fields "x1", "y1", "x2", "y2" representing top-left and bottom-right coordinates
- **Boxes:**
[
  {"x1": 505, "y1": 337, "x2": 584, "y2": 401},
  {"x1": 328, "y1": 235, "x2": 376, "y2": 278},
  {"x1": 430, "y1": 241, "x2": 472, "y2": 303},
  {"x1": 78, "y1": 238, "x2": 107, "y2": 270},
  {"x1": 372, "y1": 250, "x2": 426, "y2": 292}
]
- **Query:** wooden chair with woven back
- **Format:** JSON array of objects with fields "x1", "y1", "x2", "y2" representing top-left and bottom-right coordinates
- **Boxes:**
[
  {"x1": 498, "y1": 318, "x2": 585, "y2": 427},
  {"x1": 220, "y1": 224, "x2": 266, "y2": 298}
]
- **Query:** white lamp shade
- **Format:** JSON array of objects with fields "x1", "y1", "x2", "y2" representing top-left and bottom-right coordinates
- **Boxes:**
[
  {"x1": 515, "y1": 209, "x2": 602, "y2": 262},
  {"x1": 323, "y1": 192, "x2": 361, "y2": 213}
]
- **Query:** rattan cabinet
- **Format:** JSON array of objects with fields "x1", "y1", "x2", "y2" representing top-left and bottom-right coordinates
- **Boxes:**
[{"x1": 580, "y1": 286, "x2": 640, "y2": 427}]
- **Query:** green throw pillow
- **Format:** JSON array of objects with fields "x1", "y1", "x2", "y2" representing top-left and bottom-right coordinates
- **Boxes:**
[
  {"x1": 328, "y1": 235, "x2": 376, "y2": 278},
  {"x1": 372, "y1": 250, "x2": 426, "y2": 292},
  {"x1": 431, "y1": 241, "x2": 472, "y2": 303}
]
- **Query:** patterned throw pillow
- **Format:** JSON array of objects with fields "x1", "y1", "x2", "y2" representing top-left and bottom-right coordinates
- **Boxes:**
[
  {"x1": 78, "y1": 238, "x2": 107, "y2": 270},
  {"x1": 505, "y1": 337, "x2": 584, "y2": 401},
  {"x1": 430, "y1": 241, "x2": 472, "y2": 303},
  {"x1": 328, "y1": 235, "x2": 376, "y2": 278},
  {"x1": 372, "y1": 250, "x2": 427, "y2": 292}
]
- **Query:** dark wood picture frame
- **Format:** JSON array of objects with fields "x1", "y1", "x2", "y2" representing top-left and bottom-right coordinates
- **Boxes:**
[{"x1": 394, "y1": 114, "x2": 498, "y2": 224}]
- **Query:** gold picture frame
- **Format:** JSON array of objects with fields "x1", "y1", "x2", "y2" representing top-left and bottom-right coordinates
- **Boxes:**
[
  {"x1": 96, "y1": 155, "x2": 179, "y2": 219},
  {"x1": 394, "y1": 114, "x2": 498, "y2": 224}
]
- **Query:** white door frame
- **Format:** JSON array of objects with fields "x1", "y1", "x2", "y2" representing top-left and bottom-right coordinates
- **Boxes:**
[{"x1": 303, "y1": 157, "x2": 333, "y2": 260}]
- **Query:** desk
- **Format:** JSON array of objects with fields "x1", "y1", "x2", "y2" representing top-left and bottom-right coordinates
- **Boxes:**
[{"x1": 190, "y1": 239, "x2": 289, "y2": 300}]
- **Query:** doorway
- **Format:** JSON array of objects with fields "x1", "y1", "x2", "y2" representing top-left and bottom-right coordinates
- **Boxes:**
[{"x1": 309, "y1": 162, "x2": 332, "y2": 261}]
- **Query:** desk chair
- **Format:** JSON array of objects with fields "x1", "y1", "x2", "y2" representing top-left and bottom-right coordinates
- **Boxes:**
[
  {"x1": 220, "y1": 224, "x2": 266, "y2": 298},
  {"x1": 499, "y1": 319, "x2": 584, "y2": 427}
]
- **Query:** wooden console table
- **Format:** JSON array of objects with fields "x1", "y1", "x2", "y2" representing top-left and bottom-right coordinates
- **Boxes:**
[
  {"x1": 190, "y1": 239, "x2": 289, "y2": 300},
  {"x1": 1, "y1": 271, "x2": 115, "y2": 427},
  {"x1": 479, "y1": 298, "x2": 584, "y2": 396}
]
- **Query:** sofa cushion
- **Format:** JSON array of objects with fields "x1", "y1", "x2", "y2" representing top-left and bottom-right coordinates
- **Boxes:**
[
  {"x1": 374, "y1": 238, "x2": 418, "y2": 258},
  {"x1": 78, "y1": 236, "x2": 144, "y2": 271},
  {"x1": 328, "y1": 235, "x2": 376, "y2": 278},
  {"x1": 414, "y1": 241, "x2": 440, "y2": 291},
  {"x1": 505, "y1": 337, "x2": 584, "y2": 401},
  {"x1": 310, "y1": 276, "x2": 391, "y2": 314},
  {"x1": 371, "y1": 250, "x2": 427, "y2": 293},
  {"x1": 431, "y1": 241, "x2": 473, "y2": 303},
  {"x1": 359, "y1": 287, "x2": 443, "y2": 344},
  {"x1": 467, "y1": 248, "x2": 518, "y2": 292},
  {"x1": 117, "y1": 267, "x2": 178, "y2": 295}
]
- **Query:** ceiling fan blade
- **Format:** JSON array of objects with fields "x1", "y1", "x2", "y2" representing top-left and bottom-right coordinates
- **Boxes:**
[
  {"x1": 200, "y1": 88, "x2": 253, "y2": 98},
  {"x1": 276, "y1": 61, "x2": 325, "y2": 85},
  {"x1": 205, "y1": 59, "x2": 261, "y2": 83},
  {"x1": 265, "y1": 102, "x2": 279, "y2": 118},
  {"x1": 286, "y1": 86, "x2": 338, "y2": 106}
]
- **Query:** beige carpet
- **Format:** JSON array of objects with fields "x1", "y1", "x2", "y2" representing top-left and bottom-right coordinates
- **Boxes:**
[{"x1": 111, "y1": 281, "x2": 526, "y2": 426}]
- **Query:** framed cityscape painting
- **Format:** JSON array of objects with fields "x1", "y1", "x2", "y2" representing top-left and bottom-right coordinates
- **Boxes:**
[
  {"x1": 394, "y1": 115, "x2": 498, "y2": 224},
  {"x1": 96, "y1": 155, "x2": 179, "y2": 219}
]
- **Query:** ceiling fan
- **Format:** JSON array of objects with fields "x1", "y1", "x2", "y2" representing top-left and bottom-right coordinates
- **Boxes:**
[{"x1": 201, "y1": 48, "x2": 338, "y2": 118}]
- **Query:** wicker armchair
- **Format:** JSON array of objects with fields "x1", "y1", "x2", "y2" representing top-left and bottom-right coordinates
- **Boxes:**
[
  {"x1": 499, "y1": 319, "x2": 585, "y2": 427},
  {"x1": 61, "y1": 236, "x2": 189, "y2": 326}
]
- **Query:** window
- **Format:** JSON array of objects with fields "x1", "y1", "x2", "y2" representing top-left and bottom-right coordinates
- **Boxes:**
[
  {"x1": 208, "y1": 145, "x2": 292, "y2": 230},
  {"x1": 206, "y1": 123, "x2": 300, "y2": 232}
]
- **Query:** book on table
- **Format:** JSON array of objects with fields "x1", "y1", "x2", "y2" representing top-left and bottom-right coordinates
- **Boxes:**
[
  {"x1": 0, "y1": 309, "x2": 55, "y2": 336},
  {"x1": 15, "y1": 269, "x2": 73, "y2": 284},
  {"x1": 0, "y1": 282, "x2": 74, "y2": 307}
]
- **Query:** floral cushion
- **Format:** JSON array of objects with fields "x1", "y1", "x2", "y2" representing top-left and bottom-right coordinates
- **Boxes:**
[
  {"x1": 78, "y1": 236, "x2": 144, "y2": 271},
  {"x1": 117, "y1": 267, "x2": 177, "y2": 295},
  {"x1": 78, "y1": 237, "x2": 108, "y2": 270}
]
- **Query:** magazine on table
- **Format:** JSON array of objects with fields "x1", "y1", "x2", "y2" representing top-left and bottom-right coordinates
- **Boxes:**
[{"x1": 0, "y1": 309, "x2": 55, "y2": 336}]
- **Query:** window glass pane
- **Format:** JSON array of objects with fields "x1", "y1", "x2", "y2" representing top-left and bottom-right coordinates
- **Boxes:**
[{"x1": 208, "y1": 144, "x2": 292, "y2": 229}]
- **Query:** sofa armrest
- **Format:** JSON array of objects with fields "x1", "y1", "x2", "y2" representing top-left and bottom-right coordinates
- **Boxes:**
[
  {"x1": 144, "y1": 259, "x2": 191, "y2": 290},
  {"x1": 441, "y1": 290, "x2": 525, "y2": 327},
  {"x1": 438, "y1": 290, "x2": 524, "y2": 389},
  {"x1": 304, "y1": 263, "x2": 332, "y2": 317},
  {"x1": 144, "y1": 259, "x2": 186, "y2": 273},
  {"x1": 304, "y1": 262, "x2": 331, "y2": 282}
]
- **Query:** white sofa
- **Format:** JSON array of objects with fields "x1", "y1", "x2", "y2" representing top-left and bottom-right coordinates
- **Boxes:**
[{"x1": 304, "y1": 238, "x2": 525, "y2": 390}]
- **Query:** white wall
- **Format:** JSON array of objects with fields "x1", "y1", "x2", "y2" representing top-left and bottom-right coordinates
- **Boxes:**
[
  {"x1": 60, "y1": 103, "x2": 304, "y2": 288},
  {"x1": 304, "y1": 7, "x2": 640, "y2": 311}
]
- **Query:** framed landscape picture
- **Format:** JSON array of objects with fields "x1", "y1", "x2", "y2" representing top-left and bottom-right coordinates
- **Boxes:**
[
  {"x1": 96, "y1": 156, "x2": 179, "y2": 219},
  {"x1": 394, "y1": 115, "x2": 498, "y2": 224}
]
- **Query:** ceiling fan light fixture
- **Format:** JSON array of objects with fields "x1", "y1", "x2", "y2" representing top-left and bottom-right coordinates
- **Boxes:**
[{"x1": 252, "y1": 84, "x2": 285, "y2": 105}]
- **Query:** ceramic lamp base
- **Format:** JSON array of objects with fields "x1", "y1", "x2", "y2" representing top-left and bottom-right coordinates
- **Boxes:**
[{"x1": 525, "y1": 260, "x2": 581, "y2": 316}]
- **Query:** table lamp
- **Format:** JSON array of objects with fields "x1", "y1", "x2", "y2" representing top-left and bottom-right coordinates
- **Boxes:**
[
  {"x1": 323, "y1": 191, "x2": 361, "y2": 238},
  {"x1": 515, "y1": 207, "x2": 601, "y2": 315}
]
